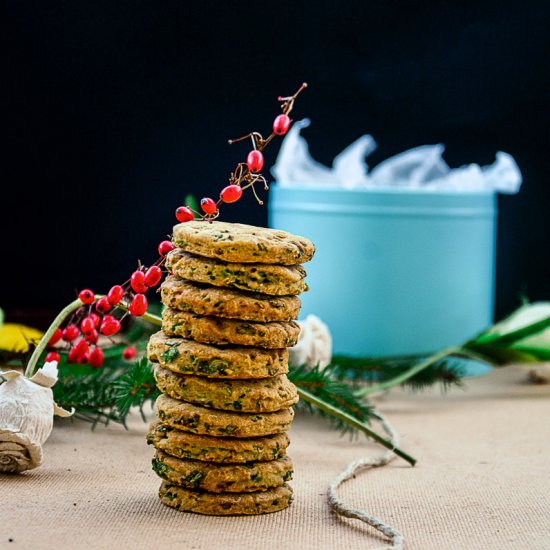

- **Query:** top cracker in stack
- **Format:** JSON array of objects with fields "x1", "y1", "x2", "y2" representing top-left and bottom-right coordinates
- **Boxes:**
[{"x1": 147, "y1": 221, "x2": 314, "y2": 516}]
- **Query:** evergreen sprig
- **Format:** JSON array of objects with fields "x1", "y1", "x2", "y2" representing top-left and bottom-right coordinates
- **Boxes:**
[
  {"x1": 51, "y1": 358, "x2": 159, "y2": 429},
  {"x1": 112, "y1": 358, "x2": 159, "y2": 423},
  {"x1": 328, "y1": 354, "x2": 464, "y2": 391},
  {"x1": 52, "y1": 368, "x2": 123, "y2": 427},
  {"x1": 288, "y1": 363, "x2": 375, "y2": 434}
]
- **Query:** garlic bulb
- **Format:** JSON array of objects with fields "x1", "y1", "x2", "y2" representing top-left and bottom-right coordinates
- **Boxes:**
[
  {"x1": 0, "y1": 361, "x2": 72, "y2": 473},
  {"x1": 289, "y1": 314, "x2": 333, "y2": 369}
]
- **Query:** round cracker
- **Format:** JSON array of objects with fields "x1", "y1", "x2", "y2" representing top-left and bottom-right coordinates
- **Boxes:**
[
  {"x1": 161, "y1": 275, "x2": 301, "y2": 321},
  {"x1": 155, "y1": 393, "x2": 294, "y2": 438},
  {"x1": 147, "y1": 421, "x2": 290, "y2": 463},
  {"x1": 166, "y1": 249, "x2": 308, "y2": 296},
  {"x1": 172, "y1": 220, "x2": 314, "y2": 265},
  {"x1": 147, "y1": 331, "x2": 289, "y2": 379},
  {"x1": 153, "y1": 364, "x2": 298, "y2": 413},
  {"x1": 152, "y1": 449, "x2": 293, "y2": 493},
  {"x1": 159, "y1": 481, "x2": 293, "y2": 515},
  {"x1": 162, "y1": 307, "x2": 300, "y2": 349}
]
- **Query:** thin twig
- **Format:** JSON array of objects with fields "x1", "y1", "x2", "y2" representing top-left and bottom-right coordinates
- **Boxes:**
[{"x1": 297, "y1": 387, "x2": 416, "y2": 466}]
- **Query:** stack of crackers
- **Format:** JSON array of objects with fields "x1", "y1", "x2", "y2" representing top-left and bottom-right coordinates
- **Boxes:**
[{"x1": 146, "y1": 221, "x2": 315, "y2": 515}]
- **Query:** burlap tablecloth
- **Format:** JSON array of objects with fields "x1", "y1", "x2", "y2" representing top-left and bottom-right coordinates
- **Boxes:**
[{"x1": 2, "y1": 366, "x2": 549, "y2": 549}]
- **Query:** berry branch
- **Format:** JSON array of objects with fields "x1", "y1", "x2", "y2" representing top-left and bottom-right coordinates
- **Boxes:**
[
  {"x1": 25, "y1": 83, "x2": 309, "y2": 378},
  {"x1": 179, "y1": 81, "x2": 308, "y2": 217}
]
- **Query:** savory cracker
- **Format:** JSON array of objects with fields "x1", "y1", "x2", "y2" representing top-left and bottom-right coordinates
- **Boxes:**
[
  {"x1": 161, "y1": 275, "x2": 301, "y2": 322},
  {"x1": 155, "y1": 393, "x2": 294, "y2": 438},
  {"x1": 153, "y1": 364, "x2": 298, "y2": 413},
  {"x1": 166, "y1": 249, "x2": 308, "y2": 296},
  {"x1": 147, "y1": 422, "x2": 290, "y2": 463},
  {"x1": 147, "y1": 331, "x2": 288, "y2": 379},
  {"x1": 172, "y1": 220, "x2": 314, "y2": 265},
  {"x1": 152, "y1": 449, "x2": 293, "y2": 493},
  {"x1": 159, "y1": 481, "x2": 293, "y2": 515},
  {"x1": 162, "y1": 308, "x2": 300, "y2": 349}
]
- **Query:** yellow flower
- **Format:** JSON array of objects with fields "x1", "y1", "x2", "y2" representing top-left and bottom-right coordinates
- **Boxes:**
[{"x1": 0, "y1": 323, "x2": 44, "y2": 354}]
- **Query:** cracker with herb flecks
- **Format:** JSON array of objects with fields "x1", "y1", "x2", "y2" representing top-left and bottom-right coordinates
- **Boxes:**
[
  {"x1": 161, "y1": 275, "x2": 301, "y2": 321},
  {"x1": 162, "y1": 308, "x2": 301, "y2": 349},
  {"x1": 153, "y1": 364, "x2": 298, "y2": 413},
  {"x1": 172, "y1": 221, "x2": 315, "y2": 265},
  {"x1": 147, "y1": 422, "x2": 290, "y2": 463},
  {"x1": 159, "y1": 480, "x2": 293, "y2": 515},
  {"x1": 147, "y1": 331, "x2": 289, "y2": 379},
  {"x1": 155, "y1": 393, "x2": 294, "y2": 438},
  {"x1": 152, "y1": 449, "x2": 293, "y2": 493},
  {"x1": 165, "y1": 249, "x2": 308, "y2": 296}
]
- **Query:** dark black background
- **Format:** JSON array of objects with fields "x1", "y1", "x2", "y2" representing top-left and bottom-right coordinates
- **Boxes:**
[{"x1": 3, "y1": 1, "x2": 549, "y2": 326}]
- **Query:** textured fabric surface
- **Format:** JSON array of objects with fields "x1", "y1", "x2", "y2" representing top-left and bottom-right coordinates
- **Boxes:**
[{"x1": 2, "y1": 366, "x2": 549, "y2": 549}]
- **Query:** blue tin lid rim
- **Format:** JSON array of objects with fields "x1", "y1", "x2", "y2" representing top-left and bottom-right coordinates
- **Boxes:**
[{"x1": 270, "y1": 201, "x2": 496, "y2": 218}]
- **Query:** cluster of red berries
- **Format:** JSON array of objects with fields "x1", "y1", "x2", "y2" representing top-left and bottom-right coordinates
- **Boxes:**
[
  {"x1": 45, "y1": 83, "x2": 307, "y2": 370},
  {"x1": 44, "y1": 244, "x2": 173, "y2": 368}
]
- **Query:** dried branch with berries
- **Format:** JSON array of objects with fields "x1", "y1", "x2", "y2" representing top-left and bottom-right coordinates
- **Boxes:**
[{"x1": 24, "y1": 82, "x2": 309, "y2": 379}]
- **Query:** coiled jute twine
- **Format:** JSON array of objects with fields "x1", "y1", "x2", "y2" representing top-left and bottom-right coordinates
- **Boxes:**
[{"x1": 327, "y1": 412, "x2": 404, "y2": 550}]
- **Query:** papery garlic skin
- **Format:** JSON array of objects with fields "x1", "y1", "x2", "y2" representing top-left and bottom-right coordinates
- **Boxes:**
[
  {"x1": 0, "y1": 361, "x2": 72, "y2": 473},
  {"x1": 289, "y1": 314, "x2": 333, "y2": 370}
]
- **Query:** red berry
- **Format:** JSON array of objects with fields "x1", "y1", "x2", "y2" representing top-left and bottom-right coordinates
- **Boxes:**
[
  {"x1": 72, "y1": 339, "x2": 90, "y2": 359},
  {"x1": 130, "y1": 270, "x2": 148, "y2": 293},
  {"x1": 107, "y1": 285, "x2": 125, "y2": 305},
  {"x1": 246, "y1": 150, "x2": 264, "y2": 173},
  {"x1": 48, "y1": 328, "x2": 63, "y2": 346},
  {"x1": 78, "y1": 289, "x2": 95, "y2": 305},
  {"x1": 158, "y1": 240, "x2": 175, "y2": 257},
  {"x1": 62, "y1": 325, "x2": 79, "y2": 342},
  {"x1": 273, "y1": 114, "x2": 291, "y2": 135},
  {"x1": 96, "y1": 296, "x2": 112, "y2": 313},
  {"x1": 90, "y1": 347, "x2": 104, "y2": 368},
  {"x1": 78, "y1": 352, "x2": 90, "y2": 365},
  {"x1": 220, "y1": 185, "x2": 243, "y2": 204},
  {"x1": 67, "y1": 347, "x2": 79, "y2": 364},
  {"x1": 100, "y1": 315, "x2": 121, "y2": 337},
  {"x1": 200, "y1": 197, "x2": 218, "y2": 215},
  {"x1": 80, "y1": 316, "x2": 95, "y2": 336},
  {"x1": 85, "y1": 329, "x2": 99, "y2": 344},
  {"x1": 175, "y1": 206, "x2": 194, "y2": 223},
  {"x1": 122, "y1": 346, "x2": 137, "y2": 360},
  {"x1": 129, "y1": 293, "x2": 148, "y2": 316},
  {"x1": 89, "y1": 313, "x2": 101, "y2": 327},
  {"x1": 144, "y1": 265, "x2": 162, "y2": 287},
  {"x1": 45, "y1": 351, "x2": 60, "y2": 363}
]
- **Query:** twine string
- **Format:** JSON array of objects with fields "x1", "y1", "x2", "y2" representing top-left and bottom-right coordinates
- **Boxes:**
[{"x1": 327, "y1": 412, "x2": 404, "y2": 550}]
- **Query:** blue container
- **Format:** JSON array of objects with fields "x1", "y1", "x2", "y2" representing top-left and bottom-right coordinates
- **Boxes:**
[{"x1": 268, "y1": 184, "x2": 497, "y2": 356}]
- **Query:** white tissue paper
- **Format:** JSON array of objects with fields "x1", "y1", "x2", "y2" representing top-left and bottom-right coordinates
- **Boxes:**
[{"x1": 271, "y1": 119, "x2": 522, "y2": 193}]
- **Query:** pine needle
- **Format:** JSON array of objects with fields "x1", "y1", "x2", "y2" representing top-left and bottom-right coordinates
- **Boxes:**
[
  {"x1": 112, "y1": 358, "x2": 160, "y2": 423},
  {"x1": 52, "y1": 369, "x2": 123, "y2": 427},
  {"x1": 288, "y1": 363, "x2": 375, "y2": 435},
  {"x1": 328, "y1": 354, "x2": 464, "y2": 391}
]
